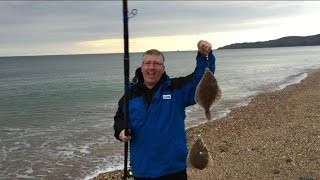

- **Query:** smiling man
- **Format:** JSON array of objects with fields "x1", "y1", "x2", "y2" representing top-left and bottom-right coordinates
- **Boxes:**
[
  {"x1": 113, "y1": 40, "x2": 216, "y2": 180},
  {"x1": 141, "y1": 49, "x2": 166, "y2": 89}
]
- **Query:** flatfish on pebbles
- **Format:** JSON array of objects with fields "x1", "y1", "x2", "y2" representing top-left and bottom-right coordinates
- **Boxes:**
[
  {"x1": 195, "y1": 67, "x2": 221, "y2": 120},
  {"x1": 188, "y1": 135, "x2": 209, "y2": 170}
]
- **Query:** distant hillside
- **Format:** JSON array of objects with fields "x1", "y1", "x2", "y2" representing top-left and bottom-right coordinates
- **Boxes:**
[{"x1": 218, "y1": 34, "x2": 320, "y2": 49}]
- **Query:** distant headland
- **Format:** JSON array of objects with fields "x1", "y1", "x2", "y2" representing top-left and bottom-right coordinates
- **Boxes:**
[{"x1": 217, "y1": 33, "x2": 320, "y2": 49}]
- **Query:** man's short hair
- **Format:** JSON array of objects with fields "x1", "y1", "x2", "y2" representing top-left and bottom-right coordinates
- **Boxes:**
[{"x1": 142, "y1": 49, "x2": 165, "y2": 62}]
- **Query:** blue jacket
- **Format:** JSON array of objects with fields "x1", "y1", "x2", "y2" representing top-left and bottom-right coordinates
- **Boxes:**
[{"x1": 114, "y1": 51, "x2": 216, "y2": 178}]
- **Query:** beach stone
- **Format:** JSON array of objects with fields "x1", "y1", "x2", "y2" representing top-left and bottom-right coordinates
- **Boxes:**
[
  {"x1": 218, "y1": 144, "x2": 229, "y2": 153},
  {"x1": 272, "y1": 169, "x2": 281, "y2": 174},
  {"x1": 300, "y1": 176, "x2": 316, "y2": 180},
  {"x1": 285, "y1": 157, "x2": 293, "y2": 163}
]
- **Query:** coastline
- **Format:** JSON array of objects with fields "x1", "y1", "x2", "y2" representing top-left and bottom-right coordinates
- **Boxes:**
[{"x1": 93, "y1": 69, "x2": 320, "y2": 180}]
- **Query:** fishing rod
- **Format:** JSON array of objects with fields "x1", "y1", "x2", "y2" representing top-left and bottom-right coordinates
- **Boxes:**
[
  {"x1": 122, "y1": 0, "x2": 137, "y2": 179},
  {"x1": 122, "y1": 0, "x2": 130, "y2": 179}
]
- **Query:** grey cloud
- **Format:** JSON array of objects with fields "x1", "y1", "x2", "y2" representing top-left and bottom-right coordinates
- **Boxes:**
[
  {"x1": 0, "y1": 1, "x2": 123, "y2": 45},
  {"x1": 129, "y1": 1, "x2": 317, "y2": 37},
  {"x1": 1, "y1": 1, "x2": 320, "y2": 56},
  {"x1": 2, "y1": 1, "x2": 314, "y2": 42}
]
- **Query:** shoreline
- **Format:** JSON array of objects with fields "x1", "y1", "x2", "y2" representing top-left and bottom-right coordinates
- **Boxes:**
[{"x1": 93, "y1": 69, "x2": 320, "y2": 180}]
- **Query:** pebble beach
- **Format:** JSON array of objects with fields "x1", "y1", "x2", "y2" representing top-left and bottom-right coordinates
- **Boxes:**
[{"x1": 94, "y1": 69, "x2": 320, "y2": 180}]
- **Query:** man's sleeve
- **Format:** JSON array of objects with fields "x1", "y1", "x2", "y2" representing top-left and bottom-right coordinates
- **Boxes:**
[{"x1": 113, "y1": 95, "x2": 125, "y2": 141}]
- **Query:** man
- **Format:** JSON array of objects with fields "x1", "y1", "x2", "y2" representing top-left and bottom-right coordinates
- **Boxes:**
[{"x1": 114, "y1": 40, "x2": 215, "y2": 180}]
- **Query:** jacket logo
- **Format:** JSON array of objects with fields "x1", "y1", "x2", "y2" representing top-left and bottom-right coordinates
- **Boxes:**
[{"x1": 162, "y1": 94, "x2": 171, "y2": 99}]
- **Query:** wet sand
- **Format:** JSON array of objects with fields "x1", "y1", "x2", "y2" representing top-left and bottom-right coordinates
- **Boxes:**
[{"x1": 94, "y1": 69, "x2": 320, "y2": 180}]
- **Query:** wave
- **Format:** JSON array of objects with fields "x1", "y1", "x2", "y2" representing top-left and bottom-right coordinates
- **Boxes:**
[
  {"x1": 277, "y1": 72, "x2": 307, "y2": 90},
  {"x1": 83, "y1": 161, "x2": 124, "y2": 180}
]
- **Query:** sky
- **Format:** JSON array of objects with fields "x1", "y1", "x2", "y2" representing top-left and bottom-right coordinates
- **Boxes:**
[{"x1": 1, "y1": 1, "x2": 320, "y2": 57}]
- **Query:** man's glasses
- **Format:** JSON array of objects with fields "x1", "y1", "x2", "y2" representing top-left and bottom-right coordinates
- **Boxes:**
[{"x1": 142, "y1": 62, "x2": 163, "y2": 67}]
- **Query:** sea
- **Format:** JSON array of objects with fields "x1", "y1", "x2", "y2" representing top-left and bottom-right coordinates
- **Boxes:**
[{"x1": 0, "y1": 46, "x2": 320, "y2": 180}]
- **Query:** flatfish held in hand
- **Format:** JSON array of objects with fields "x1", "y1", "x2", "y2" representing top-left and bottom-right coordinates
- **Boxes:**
[
  {"x1": 188, "y1": 136, "x2": 209, "y2": 170},
  {"x1": 195, "y1": 67, "x2": 221, "y2": 120}
]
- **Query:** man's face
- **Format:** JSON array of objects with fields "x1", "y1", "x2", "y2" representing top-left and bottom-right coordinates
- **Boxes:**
[{"x1": 141, "y1": 54, "x2": 165, "y2": 89}]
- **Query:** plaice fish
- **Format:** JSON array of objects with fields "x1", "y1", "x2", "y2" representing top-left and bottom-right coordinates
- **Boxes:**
[
  {"x1": 195, "y1": 67, "x2": 221, "y2": 120},
  {"x1": 188, "y1": 135, "x2": 209, "y2": 170}
]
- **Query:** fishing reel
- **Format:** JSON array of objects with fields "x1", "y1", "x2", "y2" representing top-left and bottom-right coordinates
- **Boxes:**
[{"x1": 122, "y1": 168, "x2": 133, "y2": 179}]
